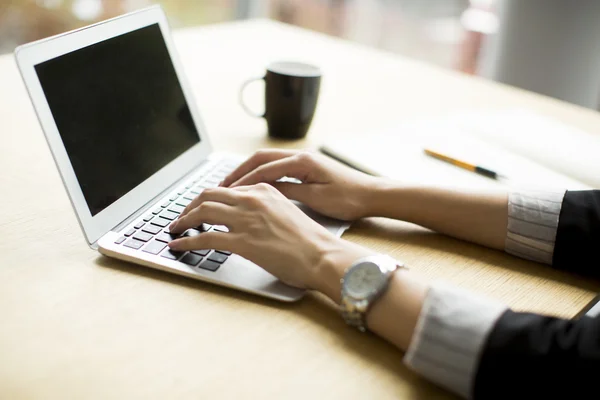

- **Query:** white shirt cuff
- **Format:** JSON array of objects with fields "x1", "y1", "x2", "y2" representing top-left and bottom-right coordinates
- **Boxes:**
[
  {"x1": 505, "y1": 189, "x2": 566, "y2": 264},
  {"x1": 403, "y1": 282, "x2": 507, "y2": 399}
]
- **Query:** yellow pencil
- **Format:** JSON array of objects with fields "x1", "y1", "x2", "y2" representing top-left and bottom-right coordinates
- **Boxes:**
[{"x1": 424, "y1": 148, "x2": 505, "y2": 180}]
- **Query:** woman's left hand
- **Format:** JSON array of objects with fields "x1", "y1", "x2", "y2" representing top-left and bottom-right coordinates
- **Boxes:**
[{"x1": 168, "y1": 183, "x2": 373, "y2": 292}]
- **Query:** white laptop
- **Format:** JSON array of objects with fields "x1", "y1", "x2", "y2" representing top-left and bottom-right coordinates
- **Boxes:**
[{"x1": 14, "y1": 5, "x2": 348, "y2": 302}]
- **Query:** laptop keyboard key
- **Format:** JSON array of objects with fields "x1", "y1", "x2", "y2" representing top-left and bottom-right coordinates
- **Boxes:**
[
  {"x1": 168, "y1": 204, "x2": 185, "y2": 214},
  {"x1": 161, "y1": 201, "x2": 170, "y2": 208},
  {"x1": 215, "y1": 249, "x2": 232, "y2": 256},
  {"x1": 142, "y1": 240, "x2": 167, "y2": 255},
  {"x1": 124, "y1": 228, "x2": 135, "y2": 237},
  {"x1": 183, "y1": 193, "x2": 196, "y2": 201},
  {"x1": 134, "y1": 221, "x2": 145, "y2": 229},
  {"x1": 123, "y1": 238, "x2": 144, "y2": 250},
  {"x1": 199, "y1": 223, "x2": 212, "y2": 232},
  {"x1": 183, "y1": 229, "x2": 202, "y2": 238},
  {"x1": 208, "y1": 252, "x2": 228, "y2": 264},
  {"x1": 143, "y1": 214, "x2": 154, "y2": 222},
  {"x1": 169, "y1": 195, "x2": 179, "y2": 202},
  {"x1": 142, "y1": 224, "x2": 161, "y2": 235},
  {"x1": 159, "y1": 210, "x2": 179, "y2": 221},
  {"x1": 133, "y1": 231, "x2": 153, "y2": 242},
  {"x1": 151, "y1": 217, "x2": 171, "y2": 228},
  {"x1": 115, "y1": 236, "x2": 127, "y2": 244},
  {"x1": 152, "y1": 208, "x2": 162, "y2": 215},
  {"x1": 156, "y1": 231, "x2": 177, "y2": 243},
  {"x1": 181, "y1": 252, "x2": 203, "y2": 266},
  {"x1": 213, "y1": 225, "x2": 229, "y2": 233},
  {"x1": 161, "y1": 248, "x2": 183, "y2": 260},
  {"x1": 176, "y1": 198, "x2": 192, "y2": 207},
  {"x1": 191, "y1": 249, "x2": 210, "y2": 256},
  {"x1": 199, "y1": 260, "x2": 221, "y2": 272}
]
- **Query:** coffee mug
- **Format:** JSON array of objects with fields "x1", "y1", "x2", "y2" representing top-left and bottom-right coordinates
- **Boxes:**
[{"x1": 239, "y1": 61, "x2": 322, "y2": 140}]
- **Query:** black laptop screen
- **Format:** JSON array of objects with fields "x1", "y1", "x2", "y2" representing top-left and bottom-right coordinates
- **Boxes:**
[{"x1": 35, "y1": 23, "x2": 200, "y2": 216}]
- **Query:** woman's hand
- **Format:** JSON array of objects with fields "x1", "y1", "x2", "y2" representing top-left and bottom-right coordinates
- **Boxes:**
[
  {"x1": 220, "y1": 149, "x2": 382, "y2": 221},
  {"x1": 168, "y1": 183, "x2": 373, "y2": 297},
  {"x1": 167, "y1": 184, "x2": 427, "y2": 355}
]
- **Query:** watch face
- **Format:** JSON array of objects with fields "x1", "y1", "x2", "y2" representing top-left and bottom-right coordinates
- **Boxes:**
[{"x1": 344, "y1": 262, "x2": 385, "y2": 299}]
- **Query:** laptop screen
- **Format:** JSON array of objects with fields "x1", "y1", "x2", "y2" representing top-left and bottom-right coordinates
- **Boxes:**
[{"x1": 34, "y1": 23, "x2": 200, "y2": 216}]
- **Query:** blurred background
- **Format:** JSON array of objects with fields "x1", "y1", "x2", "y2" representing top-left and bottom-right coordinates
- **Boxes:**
[
  {"x1": 0, "y1": 0, "x2": 493, "y2": 72},
  {"x1": 2, "y1": 0, "x2": 600, "y2": 109}
]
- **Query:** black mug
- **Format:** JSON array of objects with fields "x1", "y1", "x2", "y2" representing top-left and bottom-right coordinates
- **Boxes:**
[{"x1": 239, "y1": 61, "x2": 322, "y2": 140}]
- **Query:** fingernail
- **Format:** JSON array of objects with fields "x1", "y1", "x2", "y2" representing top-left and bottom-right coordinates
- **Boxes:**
[
  {"x1": 218, "y1": 180, "x2": 225, "y2": 187},
  {"x1": 168, "y1": 240, "x2": 180, "y2": 250},
  {"x1": 169, "y1": 220, "x2": 178, "y2": 231}
]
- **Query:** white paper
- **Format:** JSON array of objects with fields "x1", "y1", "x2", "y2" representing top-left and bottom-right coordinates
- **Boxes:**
[{"x1": 320, "y1": 109, "x2": 593, "y2": 192}]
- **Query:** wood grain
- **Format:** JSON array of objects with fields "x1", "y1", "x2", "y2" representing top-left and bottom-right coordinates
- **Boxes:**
[{"x1": 1, "y1": 19, "x2": 599, "y2": 399}]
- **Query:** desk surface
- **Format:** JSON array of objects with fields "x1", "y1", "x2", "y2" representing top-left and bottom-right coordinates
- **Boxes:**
[{"x1": 1, "y1": 19, "x2": 600, "y2": 399}]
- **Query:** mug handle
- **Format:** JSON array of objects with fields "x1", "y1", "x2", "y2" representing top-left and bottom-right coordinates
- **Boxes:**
[{"x1": 239, "y1": 76, "x2": 265, "y2": 118}]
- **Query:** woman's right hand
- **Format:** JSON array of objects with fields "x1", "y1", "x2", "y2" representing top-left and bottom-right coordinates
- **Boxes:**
[{"x1": 220, "y1": 149, "x2": 383, "y2": 221}]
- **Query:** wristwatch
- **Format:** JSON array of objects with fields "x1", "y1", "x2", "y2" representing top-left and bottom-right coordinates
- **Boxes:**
[{"x1": 340, "y1": 255, "x2": 405, "y2": 332}]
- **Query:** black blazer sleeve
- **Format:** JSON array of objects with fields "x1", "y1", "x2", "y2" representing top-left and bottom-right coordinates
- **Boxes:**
[
  {"x1": 472, "y1": 190, "x2": 600, "y2": 399},
  {"x1": 473, "y1": 311, "x2": 600, "y2": 398},
  {"x1": 552, "y1": 190, "x2": 600, "y2": 275}
]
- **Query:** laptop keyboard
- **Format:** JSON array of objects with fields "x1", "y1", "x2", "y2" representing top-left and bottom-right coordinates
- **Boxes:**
[{"x1": 112, "y1": 158, "x2": 240, "y2": 272}]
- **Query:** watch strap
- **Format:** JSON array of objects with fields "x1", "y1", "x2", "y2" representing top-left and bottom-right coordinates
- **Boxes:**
[{"x1": 341, "y1": 296, "x2": 370, "y2": 332}]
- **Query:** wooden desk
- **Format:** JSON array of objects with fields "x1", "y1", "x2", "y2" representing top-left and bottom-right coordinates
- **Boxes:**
[{"x1": 1, "y1": 19, "x2": 599, "y2": 399}]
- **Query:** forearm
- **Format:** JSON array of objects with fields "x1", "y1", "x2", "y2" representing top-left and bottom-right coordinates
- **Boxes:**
[
  {"x1": 314, "y1": 239, "x2": 506, "y2": 399},
  {"x1": 313, "y1": 185, "x2": 600, "y2": 399},
  {"x1": 314, "y1": 238, "x2": 428, "y2": 351},
  {"x1": 365, "y1": 179, "x2": 509, "y2": 250}
]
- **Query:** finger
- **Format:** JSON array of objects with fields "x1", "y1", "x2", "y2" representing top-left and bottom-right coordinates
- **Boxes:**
[
  {"x1": 169, "y1": 231, "x2": 234, "y2": 252},
  {"x1": 221, "y1": 149, "x2": 298, "y2": 187},
  {"x1": 170, "y1": 201, "x2": 236, "y2": 234},
  {"x1": 228, "y1": 183, "x2": 273, "y2": 192},
  {"x1": 230, "y1": 156, "x2": 310, "y2": 188},
  {"x1": 178, "y1": 187, "x2": 240, "y2": 220}
]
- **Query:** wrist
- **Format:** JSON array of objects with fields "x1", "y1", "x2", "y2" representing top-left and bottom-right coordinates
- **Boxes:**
[
  {"x1": 361, "y1": 178, "x2": 396, "y2": 217},
  {"x1": 310, "y1": 236, "x2": 375, "y2": 304},
  {"x1": 363, "y1": 179, "x2": 416, "y2": 221}
]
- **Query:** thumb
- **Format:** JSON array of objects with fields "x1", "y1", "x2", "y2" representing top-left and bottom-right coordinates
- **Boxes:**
[{"x1": 168, "y1": 231, "x2": 232, "y2": 253}]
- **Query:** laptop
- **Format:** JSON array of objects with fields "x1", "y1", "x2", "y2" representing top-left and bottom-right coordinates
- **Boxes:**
[{"x1": 14, "y1": 5, "x2": 348, "y2": 302}]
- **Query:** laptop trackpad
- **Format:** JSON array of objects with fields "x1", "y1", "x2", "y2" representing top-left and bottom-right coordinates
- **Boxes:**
[{"x1": 293, "y1": 201, "x2": 351, "y2": 237}]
